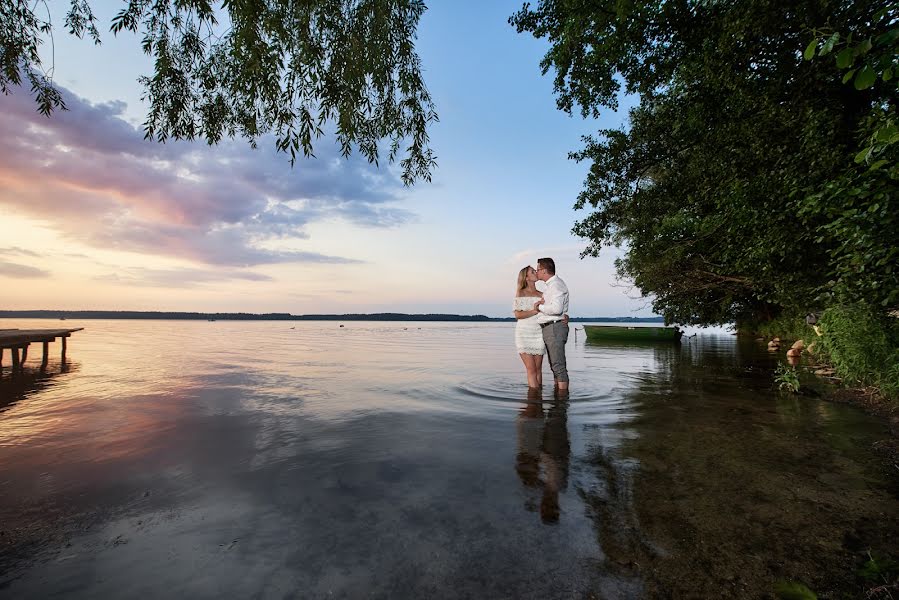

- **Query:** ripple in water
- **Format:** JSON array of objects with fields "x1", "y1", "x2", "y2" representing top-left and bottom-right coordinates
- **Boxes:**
[{"x1": 454, "y1": 376, "x2": 632, "y2": 420}]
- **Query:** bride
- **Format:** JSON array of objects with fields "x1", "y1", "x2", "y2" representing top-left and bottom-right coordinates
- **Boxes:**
[{"x1": 513, "y1": 266, "x2": 566, "y2": 388}]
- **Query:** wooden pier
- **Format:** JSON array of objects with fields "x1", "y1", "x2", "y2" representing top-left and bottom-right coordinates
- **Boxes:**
[{"x1": 0, "y1": 328, "x2": 83, "y2": 373}]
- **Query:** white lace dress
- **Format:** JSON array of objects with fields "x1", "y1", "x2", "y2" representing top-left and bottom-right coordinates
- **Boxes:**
[{"x1": 514, "y1": 296, "x2": 545, "y2": 355}]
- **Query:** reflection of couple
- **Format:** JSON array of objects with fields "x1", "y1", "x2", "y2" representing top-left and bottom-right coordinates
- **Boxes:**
[
  {"x1": 513, "y1": 257, "x2": 570, "y2": 390},
  {"x1": 515, "y1": 388, "x2": 570, "y2": 524}
]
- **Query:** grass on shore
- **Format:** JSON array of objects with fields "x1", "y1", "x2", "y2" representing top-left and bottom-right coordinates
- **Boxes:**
[
  {"x1": 740, "y1": 306, "x2": 899, "y2": 404},
  {"x1": 816, "y1": 306, "x2": 899, "y2": 401}
]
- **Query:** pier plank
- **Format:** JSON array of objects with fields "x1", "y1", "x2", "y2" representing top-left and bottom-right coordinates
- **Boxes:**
[
  {"x1": 0, "y1": 329, "x2": 83, "y2": 371},
  {"x1": 0, "y1": 328, "x2": 83, "y2": 348}
]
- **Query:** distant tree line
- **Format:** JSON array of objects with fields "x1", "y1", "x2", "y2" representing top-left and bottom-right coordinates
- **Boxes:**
[
  {"x1": 0, "y1": 310, "x2": 491, "y2": 321},
  {"x1": 0, "y1": 310, "x2": 664, "y2": 323}
]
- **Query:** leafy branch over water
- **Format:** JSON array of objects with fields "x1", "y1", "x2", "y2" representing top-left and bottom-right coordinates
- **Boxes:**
[{"x1": 1, "y1": 0, "x2": 437, "y2": 185}]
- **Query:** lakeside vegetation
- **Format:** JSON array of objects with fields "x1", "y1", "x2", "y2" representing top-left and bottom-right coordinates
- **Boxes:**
[{"x1": 748, "y1": 307, "x2": 899, "y2": 403}]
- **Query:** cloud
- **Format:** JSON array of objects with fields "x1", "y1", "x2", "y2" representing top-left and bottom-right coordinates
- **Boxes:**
[
  {"x1": 0, "y1": 84, "x2": 416, "y2": 266},
  {"x1": 0, "y1": 260, "x2": 51, "y2": 279},
  {"x1": 0, "y1": 247, "x2": 42, "y2": 258},
  {"x1": 91, "y1": 266, "x2": 281, "y2": 288}
]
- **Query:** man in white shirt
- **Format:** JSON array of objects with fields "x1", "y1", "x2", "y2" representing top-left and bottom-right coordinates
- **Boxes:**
[{"x1": 535, "y1": 257, "x2": 570, "y2": 391}]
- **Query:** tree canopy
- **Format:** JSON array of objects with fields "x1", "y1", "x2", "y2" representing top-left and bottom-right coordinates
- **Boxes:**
[
  {"x1": 513, "y1": 0, "x2": 898, "y2": 324},
  {"x1": 0, "y1": 0, "x2": 437, "y2": 184}
]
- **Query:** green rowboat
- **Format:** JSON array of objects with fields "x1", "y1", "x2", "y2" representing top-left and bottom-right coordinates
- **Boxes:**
[{"x1": 583, "y1": 324, "x2": 682, "y2": 342}]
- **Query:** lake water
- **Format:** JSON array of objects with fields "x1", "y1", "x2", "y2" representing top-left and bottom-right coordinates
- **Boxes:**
[{"x1": 0, "y1": 320, "x2": 896, "y2": 598}]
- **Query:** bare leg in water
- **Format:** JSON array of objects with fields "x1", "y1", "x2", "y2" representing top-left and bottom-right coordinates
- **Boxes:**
[{"x1": 519, "y1": 353, "x2": 544, "y2": 388}]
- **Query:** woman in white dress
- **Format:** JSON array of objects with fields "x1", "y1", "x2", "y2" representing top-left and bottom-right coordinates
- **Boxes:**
[{"x1": 514, "y1": 266, "x2": 548, "y2": 389}]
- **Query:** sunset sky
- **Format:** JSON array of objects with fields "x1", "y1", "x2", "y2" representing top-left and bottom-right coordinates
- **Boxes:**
[{"x1": 0, "y1": 1, "x2": 650, "y2": 318}]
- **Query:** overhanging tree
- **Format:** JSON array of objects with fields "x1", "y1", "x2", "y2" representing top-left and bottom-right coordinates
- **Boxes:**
[
  {"x1": 512, "y1": 0, "x2": 898, "y2": 324},
  {"x1": 0, "y1": 0, "x2": 437, "y2": 184}
]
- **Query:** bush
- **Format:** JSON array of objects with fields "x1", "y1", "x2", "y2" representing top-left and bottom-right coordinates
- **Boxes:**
[
  {"x1": 737, "y1": 314, "x2": 816, "y2": 341},
  {"x1": 817, "y1": 305, "x2": 899, "y2": 399},
  {"x1": 775, "y1": 363, "x2": 801, "y2": 393}
]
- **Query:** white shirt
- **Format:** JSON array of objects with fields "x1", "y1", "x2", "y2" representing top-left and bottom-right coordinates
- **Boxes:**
[{"x1": 536, "y1": 274, "x2": 569, "y2": 324}]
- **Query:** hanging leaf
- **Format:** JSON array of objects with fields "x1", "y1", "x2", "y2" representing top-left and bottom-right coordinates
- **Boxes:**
[
  {"x1": 854, "y1": 65, "x2": 876, "y2": 89},
  {"x1": 875, "y1": 125, "x2": 897, "y2": 142},
  {"x1": 854, "y1": 147, "x2": 872, "y2": 163},
  {"x1": 803, "y1": 39, "x2": 818, "y2": 60},
  {"x1": 842, "y1": 68, "x2": 857, "y2": 84},
  {"x1": 820, "y1": 33, "x2": 840, "y2": 56},
  {"x1": 874, "y1": 29, "x2": 899, "y2": 47},
  {"x1": 855, "y1": 38, "x2": 873, "y2": 55},
  {"x1": 835, "y1": 48, "x2": 854, "y2": 69}
]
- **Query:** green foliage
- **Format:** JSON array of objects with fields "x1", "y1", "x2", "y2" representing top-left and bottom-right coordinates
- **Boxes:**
[
  {"x1": 1, "y1": 0, "x2": 437, "y2": 185},
  {"x1": 773, "y1": 580, "x2": 818, "y2": 600},
  {"x1": 775, "y1": 363, "x2": 802, "y2": 393},
  {"x1": 0, "y1": 0, "x2": 99, "y2": 115},
  {"x1": 800, "y1": 8, "x2": 899, "y2": 309},
  {"x1": 512, "y1": 0, "x2": 898, "y2": 324},
  {"x1": 805, "y1": 7, "x2": 899, "y2": 92},
  {"x1": 859, "y1": 551, "x2": 899, "y2": 584},
  {"x1": 858, "y1": 550, "x2": 899, "y2": 598},
  {"x1": 817, "y1": 305, "x2": 899, "y2": 398},
  {"x1": 739, "y1": 314, "x2": 815, "y2": 341}
]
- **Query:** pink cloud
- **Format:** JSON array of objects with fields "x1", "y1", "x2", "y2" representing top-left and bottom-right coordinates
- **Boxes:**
[
  {"x1": 92, "y1": 266, "x2": 276, "y2": 288},
  {"x1": 0, "y1": 84, "x2": 413, "y2": 266},
  {"x1": 0, "y1": 260, "x2": 50, "y2": 279}
]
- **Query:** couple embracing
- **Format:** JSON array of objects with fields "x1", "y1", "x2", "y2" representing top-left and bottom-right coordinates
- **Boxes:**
[{"x1": 513, "y1": 257, "x2": 570, "y2": 391}]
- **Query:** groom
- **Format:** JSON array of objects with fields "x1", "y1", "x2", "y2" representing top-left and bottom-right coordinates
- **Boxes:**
[{"x1": 534, "y1": 257, "x2": 570, "y2": 391}]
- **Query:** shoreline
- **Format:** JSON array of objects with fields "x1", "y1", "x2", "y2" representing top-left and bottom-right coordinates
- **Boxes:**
[
  {"x1": 759, "y1": 334, "x2": 899, "y2": 460},
  {"x1": 0, "y1": 311, "x2": 665, "y2": 323},
  {"x1": 826, "y1": 386, "x2": 899, "y2": 464}
]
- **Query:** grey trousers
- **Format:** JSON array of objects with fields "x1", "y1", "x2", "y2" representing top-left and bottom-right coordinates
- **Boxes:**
[{"x1": 541, "y1": 321, "x2": 569, "y2": 383}]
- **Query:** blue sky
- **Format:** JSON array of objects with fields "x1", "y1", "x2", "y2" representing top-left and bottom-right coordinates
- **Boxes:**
[{"x1": 0, "y1": 0, "x2": 652, "y2": 317}]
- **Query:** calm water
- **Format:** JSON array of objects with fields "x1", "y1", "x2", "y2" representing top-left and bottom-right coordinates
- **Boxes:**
[{"x1": 0, "y1": 320, "x2": 896, "y2": 599}]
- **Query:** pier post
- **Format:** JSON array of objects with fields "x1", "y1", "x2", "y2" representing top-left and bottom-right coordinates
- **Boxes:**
[{"x1": 0, "y1": 328, "x2": 82, "y2": 371}]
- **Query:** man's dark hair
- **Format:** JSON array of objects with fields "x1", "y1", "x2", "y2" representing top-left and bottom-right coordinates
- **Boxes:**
[{"x1": 537, "y1": 258, "x2": 556, "y2": 275}]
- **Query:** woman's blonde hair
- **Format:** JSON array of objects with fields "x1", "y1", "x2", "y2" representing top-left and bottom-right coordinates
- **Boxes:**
[{"x1": 516, "y1": 266, "x2": 531, "y2": 292}]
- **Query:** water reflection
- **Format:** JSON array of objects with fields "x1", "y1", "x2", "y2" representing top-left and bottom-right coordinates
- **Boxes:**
[
  {"x1": 515, "y1": 388, "x2": 571, "y2": 524},
  {"x1": 578, "y1": 335, "x2": 897, "y2": 597},
  {"x1": 0, "y1": 361, "x2": 76, "y2": 412},
  {"x1": 0, "y1": 321, "x2": 894, "y2": 599}
]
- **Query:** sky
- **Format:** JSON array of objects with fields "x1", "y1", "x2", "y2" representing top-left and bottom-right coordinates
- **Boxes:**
[{"x1": 0, "y1": 1, "x2": 652, "y2": 318}]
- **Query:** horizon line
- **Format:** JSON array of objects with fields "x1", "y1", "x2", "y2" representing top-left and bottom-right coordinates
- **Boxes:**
[{"x1": 0, "y1": 309, "x2": 664, "y2": 322}]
